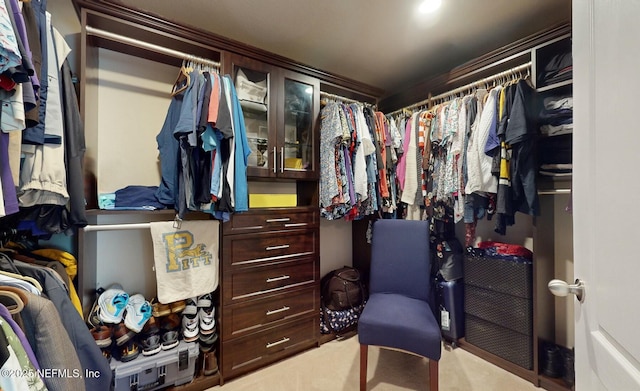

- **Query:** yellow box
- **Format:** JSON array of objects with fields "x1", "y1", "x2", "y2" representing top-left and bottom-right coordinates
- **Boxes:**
[{"x1": 249, "y1": 193, "x2": 297, "y2": 208}]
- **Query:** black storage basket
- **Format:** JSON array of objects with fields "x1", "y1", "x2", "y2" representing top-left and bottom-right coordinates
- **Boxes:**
[
  {"x1": 464, "y1": 252, "x2": 533, "y2": 299},
  {"x1": 464, "y1": 284, "x2": 533, "y2": 335},
  {"x1": 465, "y1": 314, "x2": 533, "y2": 369}
]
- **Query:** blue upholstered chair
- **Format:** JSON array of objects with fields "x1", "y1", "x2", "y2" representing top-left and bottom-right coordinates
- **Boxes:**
[{"x1": 358, "y1": 219, "x2": 442, "y2": 391}]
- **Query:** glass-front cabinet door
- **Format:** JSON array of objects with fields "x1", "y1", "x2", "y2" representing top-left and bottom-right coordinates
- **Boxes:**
[
  {"x1": 229, "y1": 55, "x2": 319, "y2": 179},
  {"x1": 231, "y1": 56, "x2": 275, "y2": 177},
  {"x1": 278, "y1": 69, "x2": 319, "y2": 179}
]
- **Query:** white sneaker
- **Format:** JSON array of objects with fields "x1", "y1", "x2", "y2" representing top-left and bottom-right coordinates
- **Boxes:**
[
  {"x1": 182, "y1": 298, "x2": 199, "y2": 342},
  {"x1": 197, "y1": 293, "x2": 216, "y2": 335},
  {"x1": 98, "y1": 287, "x2": 129, "y2": 324},
  {"x1": 124, "y1": 294, "x2": 152, "y2": 333}
]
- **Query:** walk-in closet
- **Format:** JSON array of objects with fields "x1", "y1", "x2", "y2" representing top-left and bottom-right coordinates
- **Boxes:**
[{"x1": 1, "y1": 1, "x2": 637, "y2": 390}]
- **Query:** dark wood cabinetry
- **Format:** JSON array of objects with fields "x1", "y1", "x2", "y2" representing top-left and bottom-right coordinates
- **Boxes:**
[
  {"x1": 225, "y1": 54, "x2": 320, "y2": 180},
  {"x1": 220, "y1": 207, "x2": 320, "y2": 381}
]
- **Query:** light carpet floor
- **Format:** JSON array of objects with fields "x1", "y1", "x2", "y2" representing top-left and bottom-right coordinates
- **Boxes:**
[{"x1": 206, "y1": 334, "x2": 540, "y2": 391}]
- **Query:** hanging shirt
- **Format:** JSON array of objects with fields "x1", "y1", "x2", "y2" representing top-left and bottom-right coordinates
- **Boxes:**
[
  {"x1": 465, "y1": 88, "x2": 498, "y2": 195},
  {"x1": 0, "y1": 0, "x2": 21, "y2": 75},
  {"x1": 319, "y1": 102, "x2": 342, "y2": 208},
  {"x1": 18, "y1": 19, "x2": 70, "y2": 209},
  {"x1": 227, "y1": 75, "x2": 250, "y2": 212}
]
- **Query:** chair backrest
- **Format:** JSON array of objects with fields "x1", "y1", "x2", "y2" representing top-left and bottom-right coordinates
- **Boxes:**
[{"x1": 369, "y1": 219, "x2": 431, "y2": 301}]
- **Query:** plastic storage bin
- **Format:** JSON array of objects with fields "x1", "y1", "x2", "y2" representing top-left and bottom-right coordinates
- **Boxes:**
[{"x1": 110, "y1": 341, "x2": 198, "y2": 391}]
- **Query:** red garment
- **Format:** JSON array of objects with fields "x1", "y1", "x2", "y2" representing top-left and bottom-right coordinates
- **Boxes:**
[{"x1": 477, "y1": 241, "x2": 533, "y2": 259}]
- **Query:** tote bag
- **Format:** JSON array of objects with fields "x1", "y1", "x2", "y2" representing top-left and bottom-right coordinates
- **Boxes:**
[{"x1": 149, "y1": 220, "x2": 219, "y2": 303}]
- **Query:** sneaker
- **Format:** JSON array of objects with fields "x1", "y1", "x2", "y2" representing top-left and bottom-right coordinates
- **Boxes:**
[
  {"x1": 124, "y1": 294, "x2": 152, "y2": 333},
  {"x1": 199, "y1": 331, "x2": 218, "y2": 353},
  {"x1": 117, "y1": 340, "x2": 140, "y2": 362},
  {"x1": 87, "y1": 288, "x2": 105, "y2": 328},
  {"x1": 141, "y1": 315, "x2": 159, "y2": 336},
  {"x1": 170, "y1": 300, "x2": 186, "y2": 313},
  {"x1": 113, "y1": 322, "x2": 135, "y2": 346},
  {"x1": 151, "y1": 299, "x2": 171, "y2": 318},
  {"x1": 161, "y1": 330, "x2": 179, "y2": 350},
  {"x1": 140, "y1": 334, "x2": 162, "y2": 356},
  {"x1": 90, "y1": 324, "x2": 113, "y2": 348},
  {"x1": 197, "y1": 293, "x2": 215, "y2": 335},
  {"x1": 181, "y1": 298, "x2": 199, "y2": 342},
  {"x1": 159, "y1": 313, "x2": 181, "y2": 332},
  {"x1": 101, "y1": 348, "x2": 112, "y2": 363},
  {"x1": 98, "y1": 287, "x2": 129, "y2": 324}
]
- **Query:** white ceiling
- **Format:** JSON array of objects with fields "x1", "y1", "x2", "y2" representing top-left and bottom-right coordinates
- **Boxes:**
[{"x1": 115, "y1": 0, "x2": 571, "y2": 95}]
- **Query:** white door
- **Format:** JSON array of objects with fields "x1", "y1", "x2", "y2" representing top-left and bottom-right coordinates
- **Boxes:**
[{"x1": 573, "y1": 0, "x2": 640, "y2": 389}]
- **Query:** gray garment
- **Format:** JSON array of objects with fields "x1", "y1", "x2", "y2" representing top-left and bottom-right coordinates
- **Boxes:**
[
  {"x1": 14, "y1": 261, "x2": 112, "y2": 391},
  {"x1": 0, "y1": 252, "x2": 19, "y2": 274},
  {"x1": 60, "y1": 59, "x2": 88, "y2": 227},
  {"x1": 20, "y1": 291, "x2": 86, "y2": 391}
]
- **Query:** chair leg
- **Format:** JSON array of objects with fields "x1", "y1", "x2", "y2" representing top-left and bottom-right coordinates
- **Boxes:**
[
  {"x1": 360, "y1": 344, "x2": 368, "y2": 391},
  {"x1": 429, "y1": 359, "x2": 439, "y2": 391}
]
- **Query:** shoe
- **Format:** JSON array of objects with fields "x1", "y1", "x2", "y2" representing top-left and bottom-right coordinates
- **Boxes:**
[
  {"x1": 124, "y1": 294, "x2": 152, "y2": 333},
  {"x1": 90, "y1": 324, "x2": 113, "y2": 348},
  {"x1": 141, "y1": 315, "x2": 159, "y2": 336},
  {"x1": 140, "y1": 334, "x2": 162, "y2": 356},
  {"x1": 101, "y1": 347, "x2": 112, "y2": 364},
  {"x1": 113, "y1": 322, "x2": 135, "y2": 346},
  {"x1": 161, "y1": 330, "x2": 179, "y2": 350},
  {"x1": 170, "y1": 300, "x2": 186, "y2": 313},
  {"x1": 562, "y1": 348, "x2": 575, "y2": 387},
  {"x1": 87, "y1": 288, "x2": 105, "y2": 328},
  {"x1": 199, "y1": 331, "x2": 218, "y2": 353},
  {"x1": 541, "y1": 343, "x2": 562, "y2": 378},
  {"x1": 197, "y1": 293, "x2": 215, "y2": 335},
  {"x1": 117, "y1": 340, "x2": 140, "y2": 362},
  {"x1": 159, "y1": 313, "x2": 181, "y2": 332},
  {"x1": 98, "y1": 287, "x2": 129, "y2": 324},
  {"x1": 203, "y1": 349, "x2": 218, "y2": 376},
  {"x1": 181, "y1": 298, "x2": 199, "y2": 342},
  {"x1": 152, "y1": 299, "x2": 171, "y2": 318}
]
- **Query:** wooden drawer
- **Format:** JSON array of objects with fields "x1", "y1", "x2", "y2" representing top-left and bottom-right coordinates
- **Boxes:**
[
  {"x1": 224, "y1": 208, "x2": 318, "y2": 234},
  {"x1": 223, "y1": 230, "x2": 317, "y2": 268},
  {"x1": 222, "y1": 286, "x2": 318, "y2": 340},
  {"x1": 224, "y1": 258, "x2": 316, "y2": 302},
  {"x1": 221, "y1": 316, "x2": 318, "y2": 380}
]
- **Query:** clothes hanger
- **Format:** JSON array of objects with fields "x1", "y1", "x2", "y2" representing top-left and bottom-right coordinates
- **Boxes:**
[
  {"x1": 0, "y1": 290, "x2": 24, "y2": 314},
  {"x1": 171, "y1": 59, "x2": 190, "y2": 97},
  {"x1": 0, "y1": 270, "x2": 43, "y2": 293},
  {"x1": 0, "y1": 286, "x2": 28, "y2": 306}
]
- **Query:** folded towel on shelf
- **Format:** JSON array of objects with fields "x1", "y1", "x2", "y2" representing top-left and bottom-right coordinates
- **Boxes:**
[{"x1": 150, "y1": 220, "x2": 220, "y2": 303}]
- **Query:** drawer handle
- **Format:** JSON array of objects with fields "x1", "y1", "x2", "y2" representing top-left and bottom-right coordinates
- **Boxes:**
[
  {"x1": 284, "y1": 223, "x2": 307, "y2": 227},
  {"x1": 266, "y1": 275, "x2": 290, "y2": 283},
  {"x1": 265, "y1": 244, "x2": 290, "y2": 251},
  {"x1": 266, "y1": 337, "x2": 290, "y2": 349},
  {"x1": 266, "y1": 218, "x2": 291, "y2": 223},
  {"x1": 266, "y1": 306, "x2": 291, "y2": 316}
]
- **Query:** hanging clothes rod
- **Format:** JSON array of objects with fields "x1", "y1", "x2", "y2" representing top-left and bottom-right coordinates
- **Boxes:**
[
  {"x1": 538, "y1": 188, "x2": 571, "y2": 195},
  {"x1": 387, "y1": 62, "x2": 531, "y2": 117},
  {"x1": 386, "y1": 94, "x2": 432, "y2": 117},
  {"x1": 85, "y1": 26, "x2": 221, "y2": 68},
  {"x1": 82, "y1": 217, "x2": 184, "y2": 232},
  {"x1": 320, "y1": 91, "x2": 375, "y2": 106},
  {"x1": 82, "y1": 223, "x2": 152, "y2": 232},
  {"x1": 430, "y1": 62, "x2": 531, "y2": 102}
]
